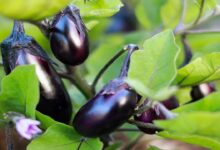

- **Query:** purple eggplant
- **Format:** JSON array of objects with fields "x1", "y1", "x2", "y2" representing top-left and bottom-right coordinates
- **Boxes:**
[
  {"x1": 73, "y1": 44, "x2": 139, "y2": 137},
  {"x1": 1, "y1": 21, "x2": 72, "y2": 123},
  {"x1": 134, "y1": 97, "x2": 178, "y2": 134},
  {"x1": 49, "y1": 5, "x2": 89, "y2": 66}
]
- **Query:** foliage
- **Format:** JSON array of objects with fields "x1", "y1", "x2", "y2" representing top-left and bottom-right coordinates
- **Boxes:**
[
  {"x1": 27, "y1": 123, "x2": 103, "y2": 150},
  {"x1": 0, "y1": 65, "x2": 39, "y2": 118},
  {"x1": 0, "y1": 0, "x2": 220, "y2": 150}
]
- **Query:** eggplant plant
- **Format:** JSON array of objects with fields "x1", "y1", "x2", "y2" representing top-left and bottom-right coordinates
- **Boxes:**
[{"x1": 0, "y1": 1, "x2": 220, "y2": 150}]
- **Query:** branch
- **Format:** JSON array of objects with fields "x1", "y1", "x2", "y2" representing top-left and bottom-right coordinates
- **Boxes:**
[
  {"x1": 174, "y1": 0, "x2": 187, "y2": 34},
  {"x1": 91, "y1": 48, "x2": 127, "y2": 93},
  {"x1": 127, "y1": 119, "x2": 162, "y2": 130},
  {"x1": 183, "y1": 29, "x2": 220, "y2": 34},
  {"x1": 175, "y1": 2, "x2": 220, "y2": 35},
  {"x1": 58, "y1": 66, "x2": 93, "y2": 99},
  {"x1": 180, "y1": 34, "x2": 192, "y2": 67},
  {"x1": 115, "y1": 128, "x2": 140, "y2": 132},
  {"x1": 28, "y1": 20, "x2": 50, "y2": 38},
  {"x1": 193, "y1": 0, "x2": 205, "y2": 26}
]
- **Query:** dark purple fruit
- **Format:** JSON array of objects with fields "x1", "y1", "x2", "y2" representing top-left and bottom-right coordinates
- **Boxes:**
[
  {"x1": 190, "y1": 83, "x2": 215, "y2": 102},
  {"x1": 73, "y1": 79, "x2": 137, "y2": 137},
  {"x1": 134, "y1": 97, "x2": 178, "y2": 134},
  {"x1": 73, "y1": 44, "x2": 139, "y2": 137},
  {"x1": 1, "y1": 21, "x2": 72, "y2": 123},
  {"x1": 49, "y1": 5, "x2": 89, "y2": 65}
]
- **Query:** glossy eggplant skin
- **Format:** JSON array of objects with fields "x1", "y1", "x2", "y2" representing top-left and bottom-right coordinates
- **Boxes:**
[
  {"x1": 134, "y1": 97, "x2": 179, "y2": 134},
  {"x1": 16, "y1": 50, "x2": 72, "y2": 123},
  {"x1": 1, "y1": 22, "x2": 72, "y2": 123},
  {"x1": 190, "y1": 83, "x2": 215, "y2": 102},
  {"x1": 73, "y1": 79, "x2": 138, "y2": 137},
  {"x1": 49, "y1": 5, "x2": 89, "y2": 65},
  {"x1": 2, "y1": 49, "x2": 72, "y2": 123}
]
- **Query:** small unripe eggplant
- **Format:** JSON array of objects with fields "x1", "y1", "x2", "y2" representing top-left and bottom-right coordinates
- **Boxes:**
[
  {"x1": 134, "y1": 97, "x2": 178, "y2": 134},
  {"x1": 190, "y1": 83, "x2": 215, "y2": 102},
  {"x1": 49, "y1": 5, "x2": 89, "y2": 65},
  {"x1": 1, "y1": 21, "x2": 72, "y2": 123},
  {"x1": 73, "y1": 44, "x2": 139, "y2": 137}
]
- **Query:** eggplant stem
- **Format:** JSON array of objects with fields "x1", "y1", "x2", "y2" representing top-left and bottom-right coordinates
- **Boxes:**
[
  {"x1": 91, "y1": 47, "x2": 127, "y2": 93},
  {"x1": 118, "y1": 44, "x2": 139, "y2": 78}
]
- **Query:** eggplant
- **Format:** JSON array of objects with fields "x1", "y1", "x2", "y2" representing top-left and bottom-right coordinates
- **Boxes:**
[
  {"x1": 49, "y1": 5, "x2": 89, "y2": 66},
  {"x1": 134, "y1": 97, "x2": 178, "y2": 134},
  {"x1": 1, "y1": 21, "x2": 72, "y2": 123},
  {"x1": 73, "y1": 44, "x2": 139, "y2": 137}
]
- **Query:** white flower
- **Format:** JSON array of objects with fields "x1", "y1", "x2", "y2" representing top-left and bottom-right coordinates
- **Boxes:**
[
  {"x1": 14, "y1": 117, "x2": 42, "y2": 140},
  {"x1": 4, "y1": 112, "x2": 42, "y2": 140}
]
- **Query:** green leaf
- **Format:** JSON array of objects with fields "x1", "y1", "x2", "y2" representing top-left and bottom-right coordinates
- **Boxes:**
[
  {"x1": 155, "y1": 112, "x2": 220, "y2": 149},
  {"x1": 0, "y1": 0, "x2": 70, "y2": 21},
  {"x1": 175, "y1": 87, "x2": 191, "y2": 104},
  {"x1": 36, "y1": 111, "x2": 58, "y2": 129},
  {"x1": 86, "y1": 31, "x2": 150, "y2": 90},
  {"x1": 0, "y1": 65, "x2": 39, "y2": 118},
  {"x1": 174, "y1": 52, "x2": 220, "y2": 86},
  {"x1": 127, "y1": 30, "x2": 180, "y2": 100},
  {"x1": 0, "y1": 17, "x2": 50, "y2": 51},
  {"x1": 126, "y1": 79, "x2": 178, "y2": 101},
  {"x1": 85, "y1": 20, "x2": 99, "y2": 30},
  {"x1": 135, "y1": 0, "x2": 165, "y2": 29},
  {"x1": 160, "y1": 0, "x2": 181, "y2": 28},
  {"x1": 161, "y1": 0, "x2": 218, "y2": 29},
  {"x1": 174, "y1": 92, "x2": 220, "y2": 113},
  {"x1": 27, "y1": 123, "x2": 103, "y2": 150},
  {"x1": 158, "y1": 131, "x2": 220, "y2": 150},
  {"x1": 73, "y1": 0, "x2": 123, "y2": 18}
]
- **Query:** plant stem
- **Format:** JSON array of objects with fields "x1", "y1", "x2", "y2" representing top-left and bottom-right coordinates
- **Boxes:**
[
  {"x1": 137, "y1": 97, "x2": 146, "y2": 107},
  {"x1": 29, "y1": 20, "x2": 50, "y2": 38},
  {"x1": 134, "y1": 100, "x2": 152, "y2": 115},
  {"x1": 119, "y1": 44, "x2": 138, "y2": 78},
  {"x1": 59, "y1": 66, "x2": 93, "y2": 99},
  {"x1": 174, "y1": 0, "x2": 187, "y2": 34},
  {"x1": 193, "y1": 0, "x2": 205, "y2": 26},
  {"x1": 116, "y1": 128, "x2": 140, "y2": 132},
  {"x1": 184, "y1": 29, "x2": 220, "y2": 34},
  {"x1": 127, "y1": 119, "x2": 162, "y2": 130},
  {"x1": 180, "y1": 34, "x2": 192, "y2": 67},
  {"x1": 13, "y1": 21, "x2": 24, "y2": 34},
  {"x1": 175, "y1": 2, "x2": 220, "y2": 35},
  {"x1": 76, "y1": 138, "x2": 85, "y2": 150},
  {"x1": 91, "y1": 47, "x2": 127, "y2": 93}
]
